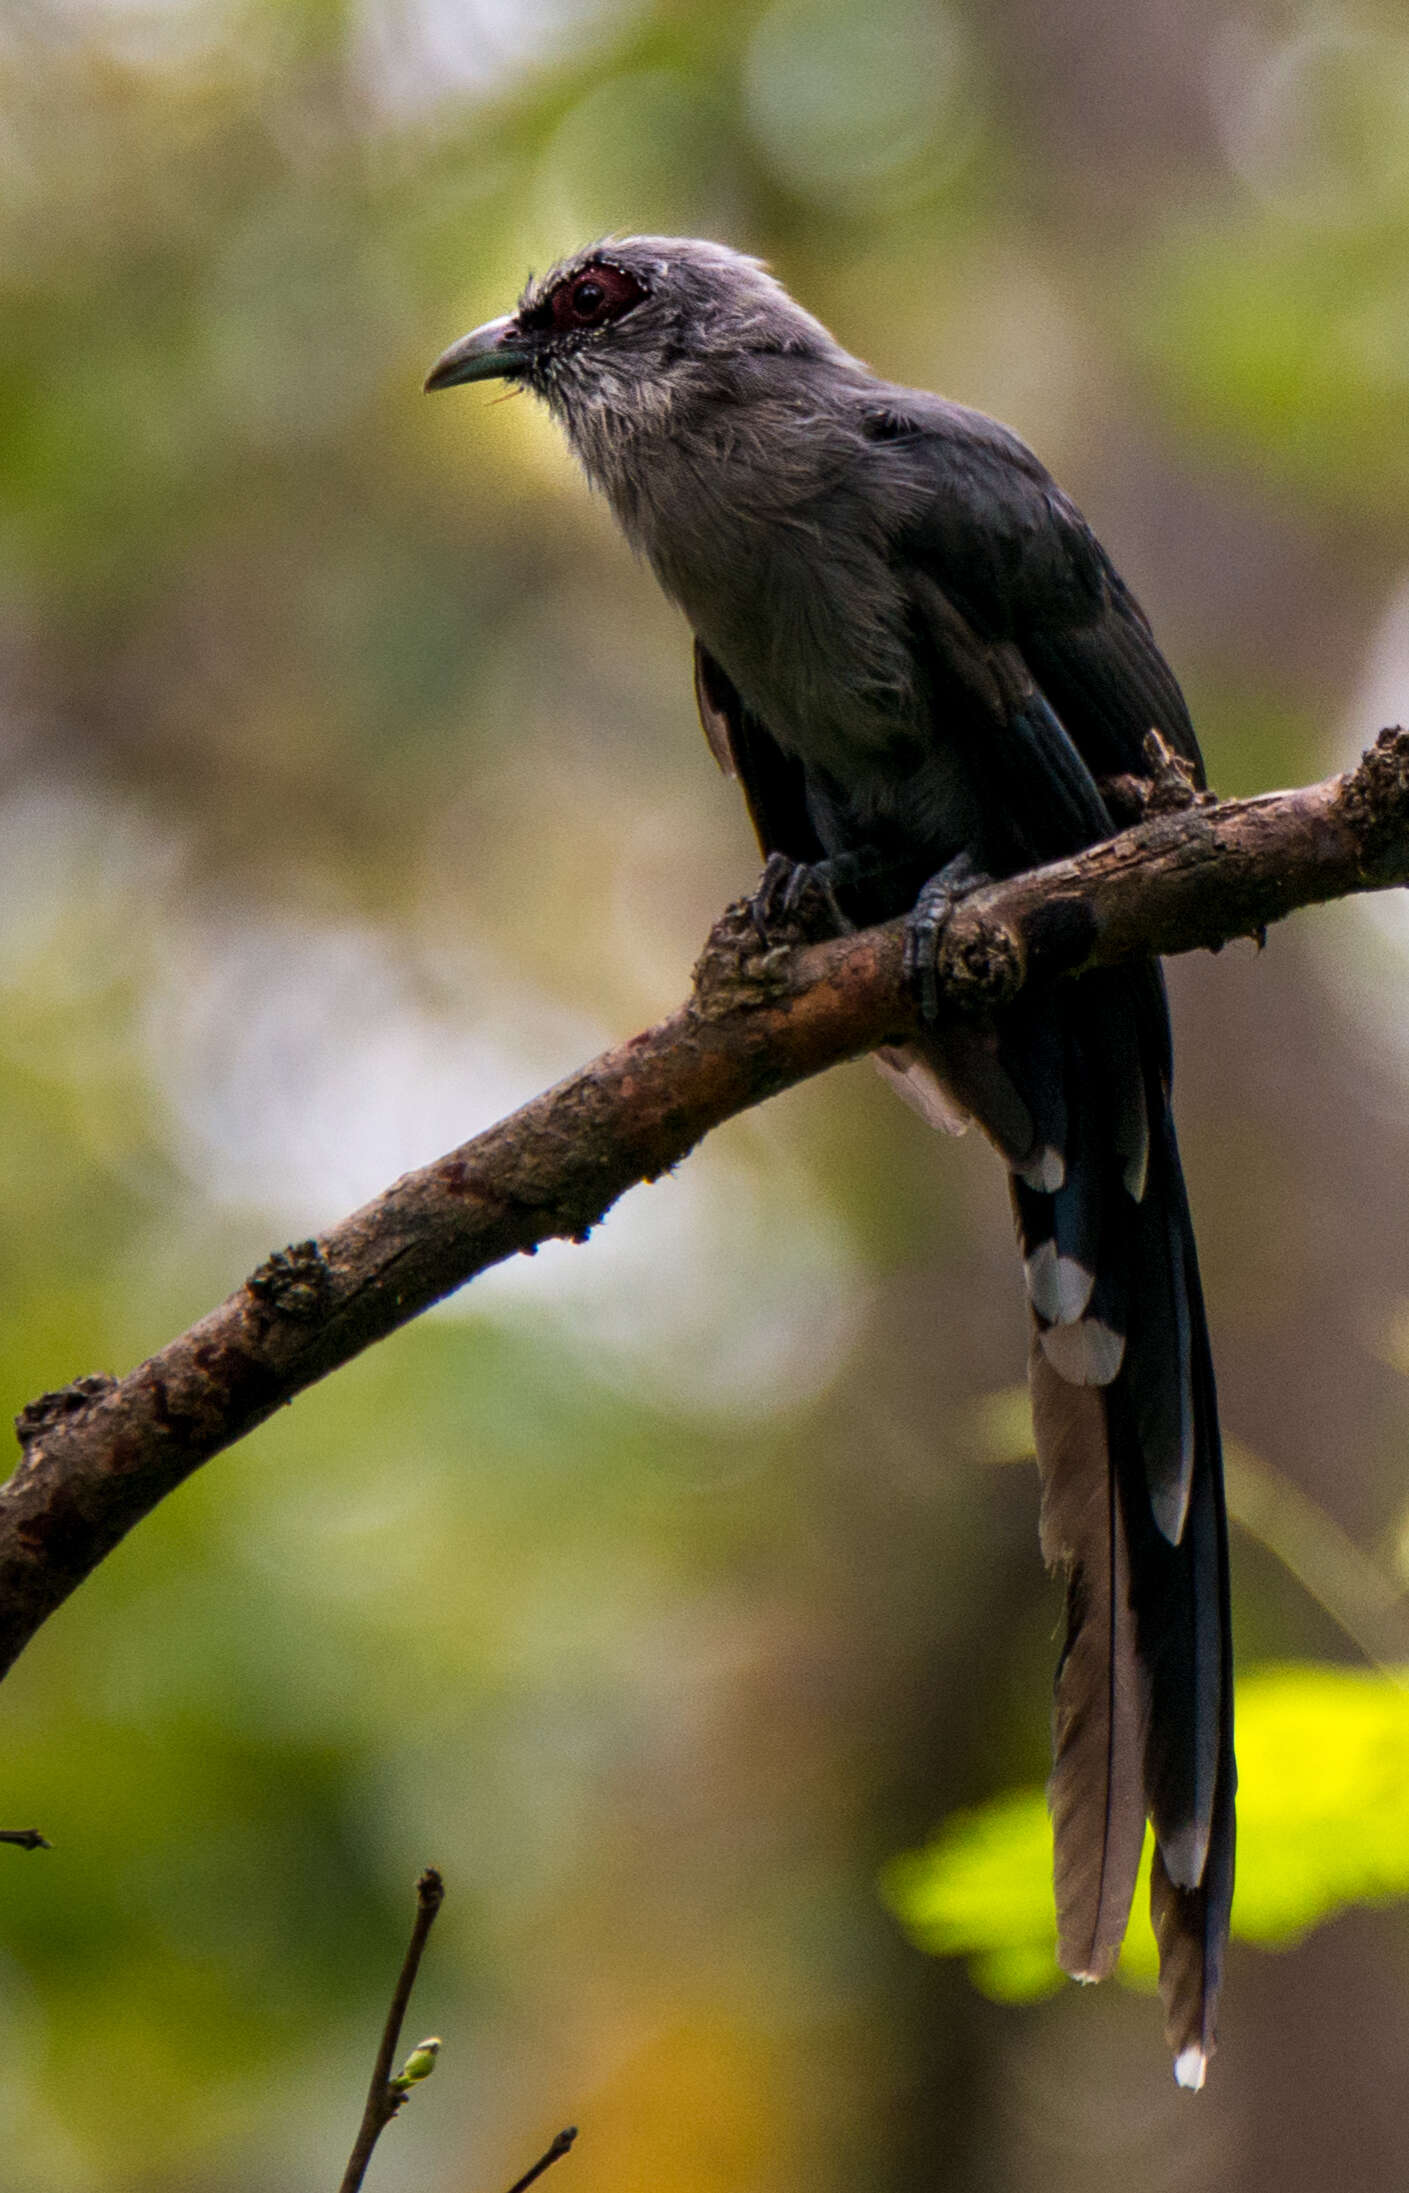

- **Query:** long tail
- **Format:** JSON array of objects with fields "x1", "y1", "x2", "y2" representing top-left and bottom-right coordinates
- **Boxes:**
[
  {"x1": 1015, "y1": 965, "x2": 1234, "y2": 2084},
  {"x1": 912, "y1": 964, "x2": 1235, "y2": 2081}
]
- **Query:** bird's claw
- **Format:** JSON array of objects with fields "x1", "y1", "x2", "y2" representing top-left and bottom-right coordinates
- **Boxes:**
[
  {"x1": 904, "y1": 855, "x2": 989, "y2": 1023},
  {"x1": 749, "y1": 854, "x2": 848, "y2": 944},
  {"x1": 750, "y1": 852, "x2": 796, "y2": 938}
]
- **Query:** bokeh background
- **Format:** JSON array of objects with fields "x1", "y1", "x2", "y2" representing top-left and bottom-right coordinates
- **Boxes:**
[{"x1": 4, "y1": 0, "x2": 1409, "y2": 2185}]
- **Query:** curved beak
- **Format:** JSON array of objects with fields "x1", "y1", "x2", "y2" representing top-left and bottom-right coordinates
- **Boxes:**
[{"x1": 424, "y1": 314, "x2": 533, "y2": 392}]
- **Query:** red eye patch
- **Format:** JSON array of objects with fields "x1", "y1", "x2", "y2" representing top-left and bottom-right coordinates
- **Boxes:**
[{"x1": 546, "y1": 261, "x2": 648, "y2": 334}]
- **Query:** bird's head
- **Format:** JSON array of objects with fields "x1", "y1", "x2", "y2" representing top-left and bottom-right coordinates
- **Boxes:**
[{"x1": 425, "y1": 236, "x2": 851, "y2": 444}]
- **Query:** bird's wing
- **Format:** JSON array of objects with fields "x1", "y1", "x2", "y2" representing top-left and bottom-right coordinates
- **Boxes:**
[
  {"x1": 693, "y1": 639, "x2": 825, "y2": 864},
  {"x1": 879, "y1": 394, "x2": 1204, "y2": 789}
]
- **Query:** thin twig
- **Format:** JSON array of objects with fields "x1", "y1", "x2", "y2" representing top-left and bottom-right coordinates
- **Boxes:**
[
  {"x1": 338, "y1": 1866, "x2": 445, "y2": 2193},
  {"x1": 504, "y1": 2127, "x2": 578, "y2": 2193},
  {"x1": 1224, "y1": 1439, "x2": 1409, "y2": 1673},
  {"x1": 4, "y1": 730, "x2": 1409, "y2": 1684}
]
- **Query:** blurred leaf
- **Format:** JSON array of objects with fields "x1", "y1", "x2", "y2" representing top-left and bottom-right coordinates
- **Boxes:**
[
  {"x1": 883, "y1": 1662, "x2": 1409, "y2": 2001},
  {"x1": 960, "y1": 1382, "x2": 1033, "y2": 1467},
  {"x1": 882, "y1": 1787, "x2": 1065, "y2": 2002},
  {"x1": 1138, "y1": 218, "x2": 1409, "y2": 514}
]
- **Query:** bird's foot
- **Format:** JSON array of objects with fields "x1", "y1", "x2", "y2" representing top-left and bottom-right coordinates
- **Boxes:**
[
  {"x1": 904, "y1": 853, "x2": 991, "y2": 1022},
  {"x1": 747, "y1": 851, "x2": 878, "y2": 944}
]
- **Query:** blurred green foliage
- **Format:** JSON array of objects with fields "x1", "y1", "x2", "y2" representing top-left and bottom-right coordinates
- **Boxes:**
[{"x1": 3, "y1": 1, "x2": 1409, "y2": 2189}]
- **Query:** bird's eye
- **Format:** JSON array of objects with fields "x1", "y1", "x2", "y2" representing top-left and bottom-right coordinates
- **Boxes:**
[{"x1": 544, "y1": 262, "x2": 648, "y2": 336}]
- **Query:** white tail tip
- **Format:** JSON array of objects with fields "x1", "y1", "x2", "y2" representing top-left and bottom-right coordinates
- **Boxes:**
[{"x1": 1174, "y1": 2045, "x2": 1208, "y2": 2092}]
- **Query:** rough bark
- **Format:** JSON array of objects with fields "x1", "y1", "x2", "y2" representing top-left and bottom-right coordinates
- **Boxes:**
[{"x1": 3, "y1": 730, "x2": 1407, "y2": 1682}]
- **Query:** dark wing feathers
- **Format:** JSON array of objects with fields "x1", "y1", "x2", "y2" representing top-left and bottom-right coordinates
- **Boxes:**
[
  {"x1": 894, "y1": 395, "x2": 1202, "y2": 781},
  {"x1": 1025, "y1": 583, "x2": 1204, "y2": 785},
  {"x1": 693, "y1": 641, "x2": 824, "y2": 864},
  {"x1": 693, "y1": 637, "x2": 739, "y2": 778}
]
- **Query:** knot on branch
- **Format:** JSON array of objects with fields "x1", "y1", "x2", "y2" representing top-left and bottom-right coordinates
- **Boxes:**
[
  {"x1": 247, "y1": 1241, "x2": 333, "y2": 1321},
  {"x1": 1341, "y1": 727, "x2": 1409, "y2": 868},
  {"x1": 936, "y1": 914, "x2": 1025, "y2": 1013},
  {"x1": 1140, "y1": 730, "x2": 1209, "y2": 815},
  {"x1": 690, "y1": 901, "x2": 795, "y2": 1020},
  {"x1": 1098, "y1": 734, "x2": 1209, "y2": 828},
  {"x1": 15, "y1": 1375, "x2": 118, "y2": 1451}
]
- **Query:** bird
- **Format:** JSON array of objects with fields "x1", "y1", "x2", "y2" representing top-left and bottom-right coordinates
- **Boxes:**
[{"x1": 426, "y1": 236, "x2": 1234, "y2": 2086}]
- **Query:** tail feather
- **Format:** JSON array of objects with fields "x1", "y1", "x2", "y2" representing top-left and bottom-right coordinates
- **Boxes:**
[
  {"x1": 1032, "y1": 1347, "x2": 1148, "y2": 1979},
  {"x1": 1123, "y1": 1106, "x2": 1197, "y2": 1543},
  {"x1": 1143, "y1": 1224, "x2": 1235, "y2": 2079},
  {"x1": 1115, "y1": 1136, "x2": 1227, "y2": 1893},
  {"x1": 1151, "y1": 1744, "x2": 1235, "y2": 2090}
]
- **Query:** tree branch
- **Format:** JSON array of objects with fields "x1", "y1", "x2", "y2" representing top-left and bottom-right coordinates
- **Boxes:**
[
  {"x1": 4, "y1": 729, "x2": 1408, "y2": 1682},
  {"x1": 338, "y1": 1865, "x2": 445, "y2": 2193},
  {"x1": 503, "y1": 2128, "x2": 578, "y2": 2193}
]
